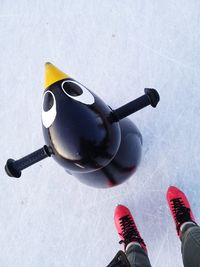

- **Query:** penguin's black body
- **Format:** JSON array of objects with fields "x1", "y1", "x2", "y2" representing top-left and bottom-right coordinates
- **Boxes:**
[
  {"x1": 42, "y1": 74, "x2": 142, "y2": 188},
  {"x1": 5, "y1": 62, "x2": 159, "y2": 188},
  {"x1": 74, "y1": 119, "x2": 142, "y2": 187}
]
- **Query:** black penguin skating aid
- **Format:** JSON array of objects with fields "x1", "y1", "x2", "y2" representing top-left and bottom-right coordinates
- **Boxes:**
[{"x1": 5, "y1": 63, "x2": 160, "y2": 188}]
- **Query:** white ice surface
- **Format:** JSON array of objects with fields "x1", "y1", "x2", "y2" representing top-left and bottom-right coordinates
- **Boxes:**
[{"x1": 0, "y1": 1, "x2": 200, "y2": 266}]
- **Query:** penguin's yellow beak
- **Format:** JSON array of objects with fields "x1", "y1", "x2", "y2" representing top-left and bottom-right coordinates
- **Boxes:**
[{"x1": 44, "y1": 62, "x2": 70, "y2": 89}]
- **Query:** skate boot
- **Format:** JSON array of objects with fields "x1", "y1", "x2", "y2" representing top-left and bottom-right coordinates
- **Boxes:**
[
  {"x1": 167, "y1": 186, "x2": 197, "y2": 237},
  {"x1": 114, "y1": 204, "x2": 147, "y2": 252}
]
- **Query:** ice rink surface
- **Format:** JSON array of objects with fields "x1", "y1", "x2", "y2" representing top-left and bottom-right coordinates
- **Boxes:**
[{"x1": 0, "y1": 0, "x2": 200, "y2": 266}]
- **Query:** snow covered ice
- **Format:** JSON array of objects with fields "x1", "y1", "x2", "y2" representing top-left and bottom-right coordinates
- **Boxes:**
[{"x1": 0, "y1": 1, "x2": 200, "y2": 266}]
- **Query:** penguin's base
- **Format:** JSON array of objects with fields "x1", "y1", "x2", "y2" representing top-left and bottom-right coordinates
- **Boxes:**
[{"x1": 71, "y1": 118, "x2": 142, "y2": 188}]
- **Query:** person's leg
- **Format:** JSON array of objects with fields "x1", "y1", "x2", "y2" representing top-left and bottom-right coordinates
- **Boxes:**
[
  {"x1": 114, "y1": 205, "x2": 152, "y2": 267},
  {"x1": 180, "y1": 223, "x2": 200, "y2": 267},
  {"x1": 125, "y1": 242, "x2": 152, "y2": 267},
  {"x1": 167, "y1": 186, "x2": 200, "y2": 267}
]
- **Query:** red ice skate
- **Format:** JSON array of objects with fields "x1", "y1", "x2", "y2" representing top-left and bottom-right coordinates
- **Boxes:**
[
  {"x1": 166, "y1": 186, "x2": 197, "y2": 237},
  {"x1": 114, "y1": 205, "x2": 147, "y2": 252}
]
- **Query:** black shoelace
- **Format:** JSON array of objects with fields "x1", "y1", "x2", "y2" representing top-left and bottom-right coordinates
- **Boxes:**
[
  {"x1": 119, "y1": 215, "x2": 145, "y2": 248},
  {"x1": 170, "y1": 197, "x2": 193, "y2": 233}
]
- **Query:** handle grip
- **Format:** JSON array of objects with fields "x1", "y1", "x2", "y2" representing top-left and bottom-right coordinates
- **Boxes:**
[
  {"x1": 112, "y1": 88, "x2": 160, "y2": 122},
  {"x1": 5, "y1": 145, "x2": 52, "y2": 178}
]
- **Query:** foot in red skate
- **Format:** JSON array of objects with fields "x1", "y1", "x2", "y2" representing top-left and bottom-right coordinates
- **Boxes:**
[
  {"x1": 114, "y1": 204, "x2": 147, "y2": 252},
  {"x1": 166, "y1": 186, "x2": 197, "y2": 237}
]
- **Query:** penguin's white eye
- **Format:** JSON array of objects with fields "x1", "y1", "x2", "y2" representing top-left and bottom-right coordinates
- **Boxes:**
[
  {"x1": 42, "y1": 91, "x2": 57, "y2": 128},
  {"x1": 61, "y1": 80, "x2": 95, "y2": 105}
]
